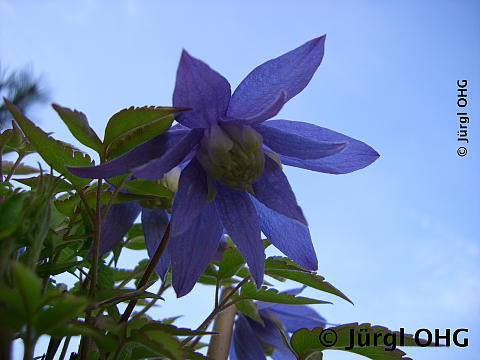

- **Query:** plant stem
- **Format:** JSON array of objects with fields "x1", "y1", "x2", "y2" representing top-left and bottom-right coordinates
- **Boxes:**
[
  {"x1": 58, "y1": 337, "x2": 71, "y2": 360},
  {"x1": 100, "y1": 177, "x2": 127, "y2": 222},
  {"x1": 89, "y1": 179, "x2": 103, "y2": 299},
  {"x1": 207, "y1": 286, "x2": 237, "y2": 360},
  {"x1": 119, "y1": 223, "x2": 171, "y2": 323},
  {"x1": 5, "y1": 153, "x2": 25, "y2": 182},
  {"x1": 181, "y1": 276, "x2": 250, "y2": 347},
  {"x1": 79, "y1": 179, "x2": 103, "y2": 360}
]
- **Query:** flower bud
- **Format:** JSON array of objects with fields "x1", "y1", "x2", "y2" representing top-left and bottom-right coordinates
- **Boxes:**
[{"x1": 196, "y1": 124, "x2": 265, "y2": 190}]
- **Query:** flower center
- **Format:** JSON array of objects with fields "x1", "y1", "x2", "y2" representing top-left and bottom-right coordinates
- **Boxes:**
[{"x1": 196, "y1": 123, "x2": 265, "y2": 190}]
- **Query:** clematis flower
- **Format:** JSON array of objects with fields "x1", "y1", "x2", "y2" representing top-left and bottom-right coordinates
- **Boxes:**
[
  {"x1": 68, "y1": 36, "x2": 379, "y2": 297},
  {"x1": 230, "y1": 288, "x2": 327, "y2": 360},
  {"x1": 98, "y1": 198, "x2": 227, "y2": 280}
]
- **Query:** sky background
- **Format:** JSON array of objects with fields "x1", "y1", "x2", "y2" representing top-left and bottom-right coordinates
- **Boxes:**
[{"x1": 1, "y1": 0, "x2": 479, "y2": 359}]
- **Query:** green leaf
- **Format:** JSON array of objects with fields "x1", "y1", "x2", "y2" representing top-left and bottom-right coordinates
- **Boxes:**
[
  {"x1": 124, "y1": 179, "x2": 172, "y2": 198},
  {"x1": 234, "y1": 299, "x2": 264, "y2": 324},
  {"x1": 218, "y1": 247, "x2": 245, "y2": 280},
  {"x1": 12, "y1": 262, "x2": 42, "y2": 320},
  {"x1": 2, "y1": 160, "x2": 38, "y2": 175},
  {"x1": 104, "y1": 106, "x2": 183, "y2": 159},
  {"x1": 54, "y1": 186, "x2": 150, "y2": 217},
  {"x1": 140, "y1": 322, "x2": 214, "y2": 337},
  {"x1": 265, "y1": 257, "x2": 352, "y2": 304},
  {"x1": 0, "y1": 287, "x2": 26, "y2": 330},
  {"x1": 52, "y1": 104, "x2": 103, "y2": 152},
  {"x1": 240, "y1": 282, "x2": 330, "y2": 305},
  {"x1": 290, "y1": 323, "x2": 423, "y2": 360},
  {"x1": 0, "y1": 192, "x2": 26, "y2": 238},
  {"x1": 33, "y1": 294, "x2": 89, "y2": 334},
  {"x1": 4, "y1": 99, "x2": 94, "y2": 187},
  {"x1": 97, "y1": 262, "x2": 115, "y2": 289},
  {"x1": 37, "y1": 260, "x2": 84, "y2": 277},
  {"x1": 17, "y1": 175, "x2": 73, "y2": 194},
  {"x1": 129, "y1": 328, "x2": 183, "y2": 360},
  {"x1": 94, "y1": 288, "x2": 163, "y2": 306}
]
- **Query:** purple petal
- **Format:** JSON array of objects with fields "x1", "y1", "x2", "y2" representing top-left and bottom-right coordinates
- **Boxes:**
[
  {"x1": 170, "y1": 201, "x2": 223, "y2": 297},
  {"x1": 142, "y1": 208, "x2": 170, "y2": 280},
  {"x1": 173, "y1": 50, "x2": 231, "y2": 128},
  {"x1": 171, "y1": 159, "x2": 208, "y2": 237},
  {"x1": 222, "y1": 91, "x2": 285, "y2": 126},
  {"x1": 252, "y1": 155, "x2": 307, "y2": 225},
  {"x1": 97, "y1": 202, "x2": 141, "y2": 256},
  {"x1": 67, "y1": 128, "x2": 190, "y2": 179},
  {"x1": 133, "y1": 129, "x2": 203, "y2": 180},
  {"x1": 268, "y1": 305, "x2": 326, "y2": 332},
  {"x1": 215, "y1": 183, "x2": 264, "y2": 287},
  {"x1": 247, "y1": 314, "x2": 289, "y2": 351},
  {"x1": 252, "y1": 197, "x2": 317, "y2": 271},
  {"x1": 232, "y1": 315, "x2": 266, "y2": 360},
  {"x1": 264, "y1": 120, "x2": 379, "y2": 174},
  {"x1": 227, "y1": 36, "x2": 326, "y2": 119},
  {"x1": 229, "y1": 337, "x2": 238, "y2": 360},
  {"x1": 254, "y1": 122, "x2": 347, "y2": 159},
  {"x1": 272, "y1": 348, "x2": 297, "y2": 360},
  {"x1": 212, "y1": 235, "x2": 228, "y2": 262}
]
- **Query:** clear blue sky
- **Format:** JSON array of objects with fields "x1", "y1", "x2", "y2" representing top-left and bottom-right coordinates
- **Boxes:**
[{"x1": 1, "y1": 1, "x2": 479, "y2": 359}]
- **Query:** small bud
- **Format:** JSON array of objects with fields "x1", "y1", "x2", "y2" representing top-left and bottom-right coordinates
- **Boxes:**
[
  {"x1": 196, "y1": 124, "x2": 265, "y2": 190},
  {"x1": 162, "y1": 166, "x2": 181, "y2": 193}
]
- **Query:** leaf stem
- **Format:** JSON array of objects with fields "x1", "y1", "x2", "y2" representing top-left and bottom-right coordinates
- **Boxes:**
[
  {"x1": 5, "y1": 152, "x2": 25, "y2": 182},
  {"x1": 119, "y1": 222, "x2": 170, "y2": 323}
]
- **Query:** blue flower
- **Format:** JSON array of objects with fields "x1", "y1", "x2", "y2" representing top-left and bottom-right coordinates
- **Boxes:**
[
  {"x1": 69, "y1": 36, "x2": 379, "y2": 297},
  {"x1": 230, "y1": 288, "x2": 327, "y2": 360}
]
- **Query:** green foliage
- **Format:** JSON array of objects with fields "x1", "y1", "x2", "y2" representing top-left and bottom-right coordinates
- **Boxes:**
[
  {"x1": 0, "y1": 101, "x2": 424, "y2": 360},
  {"x1": 240, "y1": 282, "x2": 330, "y2": 305},
  {"x1": 4, "y1": 99, "x2": 94, "y2": 187},
  {"x1": 103, "y1": 106, "x2": 183, "y2": 159},
  {"x1": 52, "y1": 104, "x2": 103, "y2": 152},
  {"x1": 265, "y1": 256, "x2": 352, "y2": 304}
]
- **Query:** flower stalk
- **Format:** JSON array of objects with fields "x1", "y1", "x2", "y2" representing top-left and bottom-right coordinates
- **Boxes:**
[{"x1": 207, "y1": 286, "x2": 237, "y2": 360}]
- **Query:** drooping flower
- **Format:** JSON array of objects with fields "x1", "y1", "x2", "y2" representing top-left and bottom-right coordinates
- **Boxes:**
[
  {"x1": 230, "y1": 288, "x2": 327, "y2": 360},
  {"x1": 69, "y1": 36, "x2": 379, "y2": 296}
]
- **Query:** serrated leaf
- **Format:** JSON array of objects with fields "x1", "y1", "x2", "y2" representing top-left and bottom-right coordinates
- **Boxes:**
[
  {"x1": 104, "y1": 106, "x2": 183, "y2": 159},
  {"x1": 218, "y1": 247, "x2": 245, "y2": 280},
  {"x1": 124, "y1": 179, "x2": 172, "y2": 198},
  {"x1": 54, "y1": 186, "x2": 150, "y2": 217},
  {"x1": 16, "y1": 175, "x2": 73, "y2": 194},
  {"x1": 234, "y1": 299, "x2": 264, "y2": 324},
  {"x1": 4, "y1": 99, "x2": 94, "y2": 187},
  {"x1": 94, "y1": 288, "x2": 163, "y2": 306},
  {"x1": 37, "y1": 260, "x2": 84, "y2": 277},
  {"x1": 290, "y1": 323, "x2": 425, "y2": 360},
  {"x1": 265, "y1": 258, "x2": 352, "y2": 304},
  {"x1": 240, "y1": 282, "x2": 330, "y2": 305},
  {"x1": 52, "y1": 104, "x2": 103, "y2": 152},
  {"x1": 129, "y1": 328, "x2": 183, "y2": 360},
  {"x1": 2, "y1": 160, "x2": 38, "y2": 175},
  {"x1": 140, "y1": 322, "x2": 214, "y2": 337}
]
